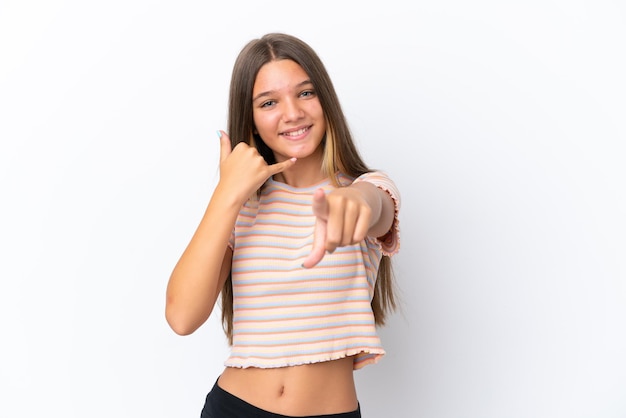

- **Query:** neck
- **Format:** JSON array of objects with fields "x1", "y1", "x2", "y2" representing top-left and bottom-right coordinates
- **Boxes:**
[{"x1": 274, "y1": 157, "x2": 325, "y2": 188}]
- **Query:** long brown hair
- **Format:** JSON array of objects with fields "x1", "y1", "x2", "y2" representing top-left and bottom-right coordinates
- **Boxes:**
[{"x1": 221, "y1": 33, "x2": 396, "y2": 344}]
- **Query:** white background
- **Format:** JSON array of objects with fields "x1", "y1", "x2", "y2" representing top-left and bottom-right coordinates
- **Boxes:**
[{"x1": 1, "y1": 1, "x2": 625, "y2": 417}]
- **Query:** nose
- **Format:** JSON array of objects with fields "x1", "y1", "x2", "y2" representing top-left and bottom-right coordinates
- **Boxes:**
[{"x1": 282, "y1": 98, "x2": 304, "y2": 122}]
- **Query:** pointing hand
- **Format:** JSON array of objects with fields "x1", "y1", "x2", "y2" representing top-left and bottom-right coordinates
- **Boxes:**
[{"x1": 301, "y1": 187, "x2": 372, "y2": 268}]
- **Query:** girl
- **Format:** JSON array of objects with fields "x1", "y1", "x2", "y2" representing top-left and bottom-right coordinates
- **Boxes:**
[{"x1": 166, "y1": 33, "x2": 401, "y2": 418}]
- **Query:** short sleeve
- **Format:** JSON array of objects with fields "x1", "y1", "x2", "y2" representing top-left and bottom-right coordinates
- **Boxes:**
[{"x1": 352, "y1": 171, "x2": 401, "y2": 256}]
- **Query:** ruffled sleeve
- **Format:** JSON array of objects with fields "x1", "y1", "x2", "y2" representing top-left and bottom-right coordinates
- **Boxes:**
[{"x1": 352, "y1": 171, "x2": 401, "y2": 256}]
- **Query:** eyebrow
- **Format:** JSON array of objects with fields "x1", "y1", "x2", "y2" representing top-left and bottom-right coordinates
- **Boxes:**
[{"x1": 252, "y1": 80, "x2": 314, "y2": 103}]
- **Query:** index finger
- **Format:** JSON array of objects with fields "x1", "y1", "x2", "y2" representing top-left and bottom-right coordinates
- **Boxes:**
[
  {"x1": 301, "y1": 218, "x2": 327, "y2": 269},
  {"x1": 311, "y1": 188, "x2": 329, "y2": 221}
]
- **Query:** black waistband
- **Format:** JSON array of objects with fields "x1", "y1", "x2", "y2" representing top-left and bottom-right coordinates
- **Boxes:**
[{"x1": 201, "y1": 379, "x2": 361, "y2": 418}]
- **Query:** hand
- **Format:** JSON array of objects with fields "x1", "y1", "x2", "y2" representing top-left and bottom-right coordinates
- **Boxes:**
[
  {"x1": 301, "y1": 187, "x2": 373, "y2": 268},
  {"x1": 216, "y1": 131, "x2": 296, "y2": 205}
]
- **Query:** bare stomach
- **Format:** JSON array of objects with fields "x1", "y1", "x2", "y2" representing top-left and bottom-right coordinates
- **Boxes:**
[{"x1": 217, "y1": 356, "x2": 358, "y2": 416}]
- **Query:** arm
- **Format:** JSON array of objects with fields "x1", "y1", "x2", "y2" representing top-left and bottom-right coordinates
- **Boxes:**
[
  {"x1": 165, "y1": 131, "x2": 296, "y2": 335},
  {"x1": 165, "y1": 189, "x2": 237, "y2": 336},
  {"x1": 348, "y1": 181, "x2": 395, "y2": 238},
  {"x1": 301, "y1": 179, "x2": 396, "y2": 269}
]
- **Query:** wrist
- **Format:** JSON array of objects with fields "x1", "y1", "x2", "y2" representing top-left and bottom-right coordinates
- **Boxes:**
[{"x1": 213, "y1": 182, "x2": 250, "y2": 210}]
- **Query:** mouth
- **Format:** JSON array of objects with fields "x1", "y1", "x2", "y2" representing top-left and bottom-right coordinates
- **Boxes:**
[{"x1": 280, "y1": 125, "x2": 311, "y2": 138}]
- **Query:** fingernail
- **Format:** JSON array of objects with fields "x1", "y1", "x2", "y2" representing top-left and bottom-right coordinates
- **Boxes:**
[
  {"x1": 216, "y1": 130, "x2": 222, "y2": 139},
  {"x1": 290, "y1": 157, "x2": 297, "y2": 163}
]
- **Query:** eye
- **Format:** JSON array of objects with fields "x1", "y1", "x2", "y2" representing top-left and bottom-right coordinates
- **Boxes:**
[
  {"x1": 260, "y1": 100, "x2": 276, "y2": 108},
  {"x1": 300, "y1": 90, "x2": 316, "y2": 98}
]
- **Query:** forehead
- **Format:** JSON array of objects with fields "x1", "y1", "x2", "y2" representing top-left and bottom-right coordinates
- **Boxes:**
[{"x1": 253, "y1": 59, "x2": 310, "y2": 94}]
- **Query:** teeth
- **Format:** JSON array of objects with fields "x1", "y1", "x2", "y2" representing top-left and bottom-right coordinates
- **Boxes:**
[{"x1": 284, "y1": 127, "x2": 308, "y2": 136}]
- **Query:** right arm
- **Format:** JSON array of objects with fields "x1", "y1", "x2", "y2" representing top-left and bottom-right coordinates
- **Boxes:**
[
  {"x1": 165, "y1": 131, "x2": 296, "y2": 335},
  {"x1": 165, "y1": 186, "x2": 238, "y2": 336}
]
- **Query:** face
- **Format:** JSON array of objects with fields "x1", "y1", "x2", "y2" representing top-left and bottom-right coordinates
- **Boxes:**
[{"x1": 252, "y1": 59, "x2": 326, "y2": 163}]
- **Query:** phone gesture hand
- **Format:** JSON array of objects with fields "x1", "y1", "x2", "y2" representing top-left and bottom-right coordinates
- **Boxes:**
[{"x1": 217, "y1": 131, "x2": 296, "y2": 205}]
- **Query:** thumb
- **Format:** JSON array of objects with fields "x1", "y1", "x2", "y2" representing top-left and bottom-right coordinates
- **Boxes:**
[
  {"x1": 217, "y1": 130, "x2": 232, "y2": 163},
  {"x1": 268, "y1": 157, "x2": 298, "y2": 176}
]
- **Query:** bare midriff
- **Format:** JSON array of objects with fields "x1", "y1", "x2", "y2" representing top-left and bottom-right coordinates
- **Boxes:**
[{"x1": 217, "y1": 356, "x2": 358, "y2": 416}]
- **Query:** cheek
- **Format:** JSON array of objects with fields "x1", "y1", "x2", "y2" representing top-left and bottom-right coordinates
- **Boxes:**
[
  {"x1": 252, "y1": 112, "x2": 261, "y2": 130},
  {"x1": 309, "y1": 103, "x2": 326, "y2": 125},
  {"x1": 253, "y1": 112, "x2": 277, "y2": 133}
]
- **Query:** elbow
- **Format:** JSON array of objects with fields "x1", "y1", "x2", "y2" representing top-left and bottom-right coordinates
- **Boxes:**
[
  {"x1": 165, "y1": 299, "x2": 208, "y2": 336},
  {"x1": 166, "y1": 314, "x2": 196, "y2": 336}
]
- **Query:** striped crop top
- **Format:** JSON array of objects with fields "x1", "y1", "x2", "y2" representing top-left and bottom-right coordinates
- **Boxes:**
[{"x1": 224, "y1": 171, "x2": 401, "y2": 370}]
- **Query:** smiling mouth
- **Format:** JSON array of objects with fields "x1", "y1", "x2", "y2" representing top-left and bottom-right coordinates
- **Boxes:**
[{"x1": 281, "y1": 126, "x2": 310, "y2": 137}]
